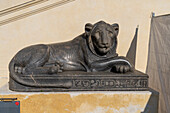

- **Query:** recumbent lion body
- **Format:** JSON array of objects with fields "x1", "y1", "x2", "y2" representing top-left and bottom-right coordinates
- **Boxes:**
[{"x1": 9, "y1": 21, "x2": 133, "y2": 75}]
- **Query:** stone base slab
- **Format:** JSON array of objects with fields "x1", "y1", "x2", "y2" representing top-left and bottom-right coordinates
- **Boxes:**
[
  {"x1": 0, "y1": 89, "x2": 158, "y2": 113},
  {"x1": 9, "y1": 70, "x2": 149, "y2": 92}
]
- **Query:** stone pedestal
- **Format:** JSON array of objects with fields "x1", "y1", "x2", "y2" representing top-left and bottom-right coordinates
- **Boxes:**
[
  {"x1": 0, "y1": 89, "x2": 158, "y2": 113},
  {"x1": 9, "y1": 71, "x2": 149, "y2": 92}
]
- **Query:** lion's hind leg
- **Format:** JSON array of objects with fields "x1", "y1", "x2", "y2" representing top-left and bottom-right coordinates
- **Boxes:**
[{"x1": 14, "y1": 44, "x2": 51, "y2": 74}]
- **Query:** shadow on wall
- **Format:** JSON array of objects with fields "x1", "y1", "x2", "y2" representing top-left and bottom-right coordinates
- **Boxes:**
[
  {"x1": 126, "y1": 26, "x2": 138, "y2": 67},
  {"x1": 141, "y1": 88, "x2": 159, "y2": 113}
]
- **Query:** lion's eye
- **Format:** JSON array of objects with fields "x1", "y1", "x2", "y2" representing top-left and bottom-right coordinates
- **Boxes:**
[
  {"x1": 108, "y1": 31, "x2": 113, "y2": 37},
  {"x1": 95, "y1": 31, "x2": 100, "y2": 38}
]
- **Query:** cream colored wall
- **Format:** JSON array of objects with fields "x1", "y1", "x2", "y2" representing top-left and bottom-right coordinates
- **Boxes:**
[{"x1": 0, "y1": 0, "x2": 170, "y2": 78}]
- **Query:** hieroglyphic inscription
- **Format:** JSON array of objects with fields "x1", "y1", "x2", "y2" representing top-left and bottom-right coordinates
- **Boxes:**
[{"x1": 73, "y1": 79, "x2": 148, "y2": 88}]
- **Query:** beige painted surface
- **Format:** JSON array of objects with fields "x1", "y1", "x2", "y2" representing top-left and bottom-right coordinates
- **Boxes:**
[
  {"x1": 0, "y1": 0, "x2": 170, "y2": 78},
  {"x1": 0, "y1": 0, "x2": 29, "y2": 11},
  {"x1": 0, "y1": 92, "x2": 152, "y2": 113}
]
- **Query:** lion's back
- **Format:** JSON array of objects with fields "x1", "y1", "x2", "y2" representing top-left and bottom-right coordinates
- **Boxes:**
[
  {"x1": 48, "y1": 35, "x2": 85, "y2": 63},
  {"x1": 13, "y1": 44, "x2": 48, "y2": 64}
]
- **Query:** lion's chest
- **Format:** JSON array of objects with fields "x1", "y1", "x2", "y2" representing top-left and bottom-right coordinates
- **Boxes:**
[{"x1": 85, "y1": 46, "x2": 111, "y2": 65}]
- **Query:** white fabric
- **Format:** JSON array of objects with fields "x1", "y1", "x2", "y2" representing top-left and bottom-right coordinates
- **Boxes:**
[{"x1": 146, "y1": 14, "x2": 170, "y2": 113}]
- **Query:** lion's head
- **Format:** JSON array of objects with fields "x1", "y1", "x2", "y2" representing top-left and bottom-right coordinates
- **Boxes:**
[{"x1": 85, "y1": 21, "x2": 119, "y2": 56}]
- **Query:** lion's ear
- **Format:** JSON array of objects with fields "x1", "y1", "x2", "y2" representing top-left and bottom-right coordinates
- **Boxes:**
[
  {"x1": 112, "y1": 23, "x2": 119, "y2": 36},
  {"x1": 85, "y1": 23, "x2": 93, "y2": 36}
]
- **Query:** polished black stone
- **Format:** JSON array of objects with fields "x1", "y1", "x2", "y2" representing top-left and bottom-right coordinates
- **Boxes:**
[
  {"x1": 9, "y1": 70, "x2": 148, "y2": 92},
  {"x1": 9, "y1": 21, "x2": 148, "y2": 91}
]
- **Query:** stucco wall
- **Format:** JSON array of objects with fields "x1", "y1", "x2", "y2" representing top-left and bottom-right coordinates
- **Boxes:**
[{"x1": 0, "y1": 0, "x2": 170, "y2": 77}]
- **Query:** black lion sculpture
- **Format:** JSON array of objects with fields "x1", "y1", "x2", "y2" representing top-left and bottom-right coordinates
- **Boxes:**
[
  {"x1": 9, "y1": 21, "x2": 133, "y2": 75},
  {"x1": 8, "y1": 21, "x2": 139, "y2": 91}
]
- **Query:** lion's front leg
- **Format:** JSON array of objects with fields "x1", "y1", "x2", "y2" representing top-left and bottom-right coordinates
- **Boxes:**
[
  {"x1": 111, "y1": 56, "x2": 134, "y2": 73},
  {"x1": 90, "y1": 56, "x2": 134, "y2": 73}
]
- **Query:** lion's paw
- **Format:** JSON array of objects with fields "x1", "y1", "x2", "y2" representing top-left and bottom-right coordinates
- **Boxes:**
[
  {"x1": 49, "y1": 63, "x2": 63, "y2": 74},
  {"x1": 112, "y1": 65, "x2": 131, "y2": 73}
]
